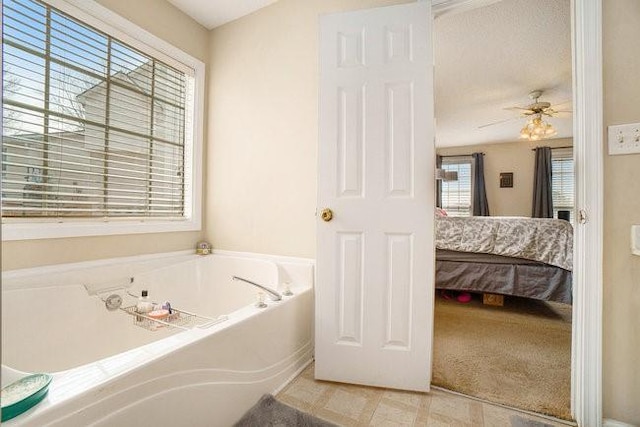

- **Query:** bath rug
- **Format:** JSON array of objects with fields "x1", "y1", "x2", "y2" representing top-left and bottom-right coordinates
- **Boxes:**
[{"x1": 234, "y1": 394, "x2": 336, "y2": 427}]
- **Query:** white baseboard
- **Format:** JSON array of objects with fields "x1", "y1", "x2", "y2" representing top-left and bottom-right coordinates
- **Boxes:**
[{"x1": 603, "y1": 419, "x2": 636, "y2": 427}]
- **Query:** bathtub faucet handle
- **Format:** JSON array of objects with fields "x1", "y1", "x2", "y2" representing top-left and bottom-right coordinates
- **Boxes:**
[
  {"x1": 256, "y1": 292, "x2": 267, "y2": 308},
  {"x1": 282, "y1": 281, "x2": 293, "y2": 296}
]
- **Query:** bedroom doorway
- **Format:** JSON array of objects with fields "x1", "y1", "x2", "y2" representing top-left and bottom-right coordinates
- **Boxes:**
[
  {"x1": 314, "y1": 0, "x2": 602, "y2": 424},
  {"x1": 430, "y1": 0, "x2": 576, "y2": 421}
]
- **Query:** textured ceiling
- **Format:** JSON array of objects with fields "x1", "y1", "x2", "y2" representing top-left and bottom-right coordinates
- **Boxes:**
[
  {"x1": 167, "y1": 0, "x2": 278, "y2": 29},
  {"x1": 434, "y1": 0, "x2": 572, "y2": 147},
  {"x1": 168, "y1": 0, "x2": 571, "y2": 147}
]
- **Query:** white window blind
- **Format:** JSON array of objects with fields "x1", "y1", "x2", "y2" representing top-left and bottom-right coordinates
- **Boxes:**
[
  {"x1": 2, "y1": 0, "x2": 190, "y2": 219},
  {"x1": 441, "y1": 156, "x2": 472, "y2": 217},
  {"x1": 551, "y1": 148, "x2": 574, "y2": 221}
]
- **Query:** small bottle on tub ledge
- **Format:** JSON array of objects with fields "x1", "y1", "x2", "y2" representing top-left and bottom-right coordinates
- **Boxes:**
[
  {"x1": 135, "y1": 290, "x2": 154, "y2": 322},
  {"x1": 136, "y1": 290, "x2": 154, "y2": 313},
  {"x1": 196, "y1": 241, "x2": 212, "y2": 255}
]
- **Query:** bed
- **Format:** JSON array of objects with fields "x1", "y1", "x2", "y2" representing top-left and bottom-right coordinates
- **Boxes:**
[{"x1": 435, "y1": 216, "x2": 573, "y2": 304}]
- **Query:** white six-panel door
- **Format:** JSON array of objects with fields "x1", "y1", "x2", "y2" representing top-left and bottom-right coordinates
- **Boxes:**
[{"x1": 316, "y1": 2, "x2": 435, "y2": 392}]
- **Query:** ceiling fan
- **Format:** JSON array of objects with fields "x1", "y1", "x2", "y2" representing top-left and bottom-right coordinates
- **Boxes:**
[{"x1": 479, "y1": 90, "x2": 572, "y2": 130}]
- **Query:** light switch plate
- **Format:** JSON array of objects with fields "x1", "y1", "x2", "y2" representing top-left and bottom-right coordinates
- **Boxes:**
[
  {"x1": 608, "y1": 123, "x2": 640, "y2": 155},
  {"x1": 632, "y1": 225, "x2": 640, "y2": 256}
]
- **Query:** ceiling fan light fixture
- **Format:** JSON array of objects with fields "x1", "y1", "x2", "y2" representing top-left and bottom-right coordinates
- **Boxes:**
[
  {"x1": 519, "y1": 115, "x2": 557, "y2": 141},
  {"x1": 545, "y1": 123, "x2": 557, "y2": 136}
]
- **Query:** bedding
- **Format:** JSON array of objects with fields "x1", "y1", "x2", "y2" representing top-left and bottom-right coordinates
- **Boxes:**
[
  {"x1": 435, "y1": 216, "x2": 573, "y2": 271},
  {"x1": 434, "y1": 216, "x2": 573, "y2": 304},
  {"x1": 436, "y1": 250, "x2": 573, "y2": 304}
]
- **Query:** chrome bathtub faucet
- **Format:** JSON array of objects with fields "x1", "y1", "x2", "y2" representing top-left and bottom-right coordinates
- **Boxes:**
[{"x1": 232, "y1": 276, "x2": 282, "y2": 301}]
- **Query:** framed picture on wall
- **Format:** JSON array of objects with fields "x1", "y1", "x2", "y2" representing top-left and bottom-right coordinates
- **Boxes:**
[{"x1": 500, "y1": 172, "x2": 513, "y2": 188}]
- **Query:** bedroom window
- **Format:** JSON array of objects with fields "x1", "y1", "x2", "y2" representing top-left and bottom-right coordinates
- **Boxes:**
[
  {"x1": 551, "y1": 148, "x2": 574, "y2": 221},
  {"x1": 440, "y1": 156, "x2": 472, "y2": 217},
  {"x1": 1, "y1": 0, "x2": 204, "y2": 240}
]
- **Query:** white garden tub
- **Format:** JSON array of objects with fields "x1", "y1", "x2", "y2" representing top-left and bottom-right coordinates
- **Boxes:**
[{"x1": 1, "y1": 251, "x2": 314, "y2": 427}]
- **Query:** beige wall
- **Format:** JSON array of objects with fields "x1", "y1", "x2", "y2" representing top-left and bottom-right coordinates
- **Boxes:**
[
  {"x1": 206, "y1": 0, "x2": 411, "y2": 259},
  {"x1": 96, "y1": 0, "x2": 210, "y2": 62},
  {"x1": 1, "y1": 0, "x2": 210, "y2": 271},
  {"x1": 437, "y1": 138, "x2": 572, "y2": 217},
  {"x1": 603, "y1": 0, "x2": 640, "y2": 424}
]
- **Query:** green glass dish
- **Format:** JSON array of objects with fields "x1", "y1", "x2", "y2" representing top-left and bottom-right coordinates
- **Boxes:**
[{"x1": 1, "y1": 373, "x2": 52, "y2": 422}]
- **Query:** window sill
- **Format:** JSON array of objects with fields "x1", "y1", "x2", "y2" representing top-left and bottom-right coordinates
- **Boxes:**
[{"x1": 1, "y1": 217, "x2": 201, "y2": 241}]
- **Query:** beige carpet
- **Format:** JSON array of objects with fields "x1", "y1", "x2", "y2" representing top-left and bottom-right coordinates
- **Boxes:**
[{"x1": 432, "y1": 293, "x2": 572, "y2": 420}]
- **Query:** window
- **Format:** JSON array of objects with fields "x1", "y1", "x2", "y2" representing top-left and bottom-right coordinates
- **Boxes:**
[
  {"x1": 440, "y1": 156, "x2": 472, "y2": 217},
  {"x1": 1, "y1": 0, "x2": 204, "y2": 240},
  {"x1": 552, "y1": 148, "x2": 574, "y2": 222}
]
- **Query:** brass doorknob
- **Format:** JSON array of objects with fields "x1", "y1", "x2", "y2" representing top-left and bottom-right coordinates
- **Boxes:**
[{"x1": 320, "y1": 208, "x2": 333, "y2": 222}]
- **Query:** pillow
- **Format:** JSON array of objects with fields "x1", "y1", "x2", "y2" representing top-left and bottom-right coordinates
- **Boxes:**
[{"x1": 435, "y1": 207, "x2": 448, "y2": 217}]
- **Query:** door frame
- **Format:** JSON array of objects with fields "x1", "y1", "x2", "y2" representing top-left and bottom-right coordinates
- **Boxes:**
[
  {"x1": 429, "y1": 1, "x2": 603, "y2": 426},
  {"x1": 568, "y1": 1, "x2": 603, "y2": 426}
]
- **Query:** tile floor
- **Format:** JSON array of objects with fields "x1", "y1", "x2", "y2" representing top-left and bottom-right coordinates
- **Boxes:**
[{"x1": 277, "y1": 363, "x2": 574, "y2": 427}]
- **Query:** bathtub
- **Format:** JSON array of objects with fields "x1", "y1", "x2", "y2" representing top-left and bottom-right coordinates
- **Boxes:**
[{"x1": 1, "y1": 250, "x2": 314, "y2": 426}]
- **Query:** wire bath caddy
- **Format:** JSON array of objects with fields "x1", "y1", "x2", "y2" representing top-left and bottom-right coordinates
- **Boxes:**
[{"x1": 122, "y1": 305, "x2": 228, "y2": 331}]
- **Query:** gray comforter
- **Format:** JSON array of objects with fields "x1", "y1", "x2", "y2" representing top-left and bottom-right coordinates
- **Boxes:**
[{"x1": 435, "y1": 216, "x2": 573, "y2": 271}]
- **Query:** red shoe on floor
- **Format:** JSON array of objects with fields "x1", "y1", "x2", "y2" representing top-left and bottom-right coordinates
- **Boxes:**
[
  {"x1": 440, "y1": 290, "x2": 453, "y2": 300},
  {"x1": 457, "y1": 292, "x2": 472, "y2": 303}
]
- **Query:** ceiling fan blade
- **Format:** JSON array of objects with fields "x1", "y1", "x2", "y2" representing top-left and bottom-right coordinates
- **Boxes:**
[
  {"x1": 550, "y1": 99, "x2": 572, "y2": 108},
  {"x1": 543, "y1": 109, "x2": 573, "y2": 117},
  {"x1": 503, "y1": 106, "x2": 532, "y2": 112},
  {"x1": 478, "y1": 117, "x2": 520, "y2": 129}
]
